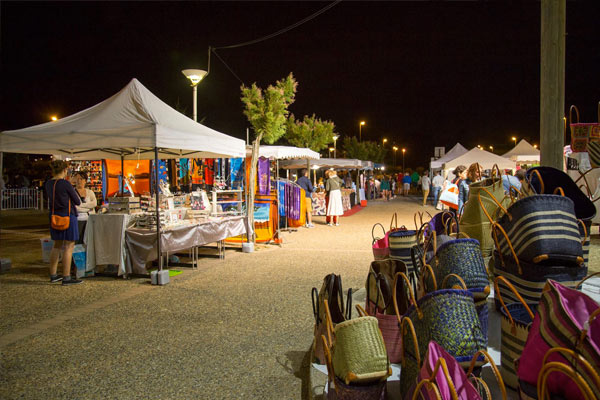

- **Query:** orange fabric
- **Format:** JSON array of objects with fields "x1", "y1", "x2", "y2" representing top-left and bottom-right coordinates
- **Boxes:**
[{"x1": 104, "y1": 159, "x2": 150, "y2": 197}]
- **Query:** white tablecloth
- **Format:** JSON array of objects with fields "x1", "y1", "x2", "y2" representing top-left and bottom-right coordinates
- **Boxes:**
[{"x1": 84, "y1": 214, "x2": 133, "y2": 276}]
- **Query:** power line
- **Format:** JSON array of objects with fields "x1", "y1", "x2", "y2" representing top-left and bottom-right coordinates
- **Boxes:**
[
  {"x1": 213, "y1": 0, "x2": 342, "y2": 50},
  {"x1": 211, "y1": 49, "x2": 245, "y2": 85}
]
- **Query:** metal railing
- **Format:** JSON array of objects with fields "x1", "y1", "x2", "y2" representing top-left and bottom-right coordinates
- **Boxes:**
[{"x1": 1, "y1": 188, "x2": 43, "y2": 210}]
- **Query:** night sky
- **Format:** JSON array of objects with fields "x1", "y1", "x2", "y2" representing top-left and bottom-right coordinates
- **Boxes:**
[{"x1": 1, "y1": 1, "x2": 599, "y2": 167}]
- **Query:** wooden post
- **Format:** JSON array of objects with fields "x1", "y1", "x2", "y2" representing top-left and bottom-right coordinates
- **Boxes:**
[{"x1": 540, "y1": 0, "x2": 566, "y2": 169}]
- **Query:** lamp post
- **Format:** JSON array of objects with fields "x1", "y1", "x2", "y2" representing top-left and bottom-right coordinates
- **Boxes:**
[
  {"x1": 402, "y1": 148, "x2": 406, "y2": 173},
  {"x1": 382, "y1": 138, "x2": 388, "y2": 147},
  {"x1": 182, "y1": 69, "x2": 208, "y2": 122},
  {"x1": 489, "y1": 145, "x2": 494, "y2": 153},
  {"x1": 333, "y1": 135, "x2": 339, "y2": 158},
  {"x1": 329, "y1": 147, "x2": 334, "y2": 157},
  {"x1": 393, "y1": 146, "x2": 398, "y2": 168},
  {"x1": 512, "y1": 136, "x2": 517, "y2": 147},
  {"x1": 359, "y1": 121, "x2": 365, "y2": 142}
]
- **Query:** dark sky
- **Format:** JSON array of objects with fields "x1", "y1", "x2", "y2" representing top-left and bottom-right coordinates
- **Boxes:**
[{"x1": 1, "y1": 1, "x2": 599, "y2": 167}]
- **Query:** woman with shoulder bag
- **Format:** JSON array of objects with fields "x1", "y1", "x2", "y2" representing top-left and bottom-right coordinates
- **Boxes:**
[{"x1": 44, "y1": 160, "x2": 82, "y2": 285}]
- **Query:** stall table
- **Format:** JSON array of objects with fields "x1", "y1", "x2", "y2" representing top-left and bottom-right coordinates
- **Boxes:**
[{"x1": 84, "y1": 213, "x2": 135, "y2": 276}]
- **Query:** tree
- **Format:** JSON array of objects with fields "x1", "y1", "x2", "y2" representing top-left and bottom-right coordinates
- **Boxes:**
[
  {"x1": 286, "y1": 114, "x2": 336, "y2": 153},
  {"x1": 341, "y1": 137, "x2": 387, "y2": 163},
  {"x1": 241, "y1": 73, "x2": 297, "y2": 243}
]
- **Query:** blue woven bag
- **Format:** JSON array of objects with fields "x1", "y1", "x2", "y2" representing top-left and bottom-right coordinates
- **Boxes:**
[
  {"x1": 434, "y1": 238, "x2": 490, "y2": 301},
  {"x1": 496, "y1": 195, "x2": 584, "y2": 265},
  {"x1": 389, "y1": 229, "x2": 418, "y2": 274}
]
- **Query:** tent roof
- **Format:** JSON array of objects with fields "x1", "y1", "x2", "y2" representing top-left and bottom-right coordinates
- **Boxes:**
[
  {"x1": 0, "y1": 78, "x2": 246, "y2": 159},
  {"x1": 246, "y1": 145, "x2": 320, "y2": 160},
  {"x1": 280, "y1": 158, "x2": 363, "y2": 170},
  {"x1": 443, "y1": 147, "x2": 516, "y2": 171},
  {"x1": 430, "y1": 143, "x2": 469, "y2": 169},
  {"x1": 361, "y1": 160, "x2": 374, "y2": 170},
  {"x1": 502, "y1": 139, "x2": 540, "y2": 162}
]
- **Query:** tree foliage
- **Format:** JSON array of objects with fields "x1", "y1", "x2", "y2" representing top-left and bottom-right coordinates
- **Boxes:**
[
  {"x1": 286, "y1": 114, "x2": 336, "y2": 152},
  {"x1": 342, "y1": 137, "x2": 387, "y2": 163},
  {"x1": 241, "y1": 73, "x2": 297, "y2": 144}
]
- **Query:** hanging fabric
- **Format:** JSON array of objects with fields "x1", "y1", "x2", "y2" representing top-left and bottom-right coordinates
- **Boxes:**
[
  {"x1": 258, "y1": 157, "x2": 270, "y2": 195},
  {"x1": 229, "y1": 158, "x2": 244, "y2": 189},
  {"x1": 204, "y1": 159, "x2": 215, "y2": 186},
  {"x1": 277, "y1": 180, "x2": 286, "y2": 216}
]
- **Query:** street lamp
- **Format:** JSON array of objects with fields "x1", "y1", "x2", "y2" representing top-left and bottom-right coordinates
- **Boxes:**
[
  {"x1": 50, "y1": 115, "x2": 58, "y2": 122},
  {"x1": 382, "y1": 138, "x2": 388, "y2": 147},
  {"x1": 511, "y1": 136, "x2": 517, "y2": 147},
  {"x1": 333, "y1": 135, "x2": 339, "y2": 159},
  {"x1": 489, "y1": 145, "x2": 494, "y2": 152},
  {"x1": 329, "y1": 147, "x2": 334, "y2": 157},
  {"x1": 359, "y1": 121, "x2": 365, "y2": 142},
  {"x1": 402, "y1": 148, "x2": 406, "y2": 172},
  {"x1": 533, "y1": 144, "x2": 538, "y2": 149},
  {"x1": 182, "y1": 69, "x2": 208, "y2": 122},
  {"x1": 393, "y1": 146, "x2": 398, "y2": 168}
]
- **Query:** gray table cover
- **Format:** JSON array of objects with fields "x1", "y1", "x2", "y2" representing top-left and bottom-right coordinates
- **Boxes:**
[
  {"x1": 84, "y1": 214, "x2": 134, "y2": 276},
  {"x1": 125, "y1": 216, "x2": 249, "y2": 274}
]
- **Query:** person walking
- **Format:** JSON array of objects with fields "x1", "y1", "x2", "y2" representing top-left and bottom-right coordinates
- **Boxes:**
[
  {"x1": 296, "y1": 169, "x2": 315, "y2": 228},
  {"x1": 402, "y1": 172, "x2": 411, "y2": 196},
  {"x1": 421, "y1": 171, "x2": 431, "y2": 206},
  {"x1": 431, "y1": 171, "x2": 444, "y2": 208},
  {"x1": 326, "y1": 170, "x2": 344, "y2": 226},
  {"x1": 44, "y1": 160, "x2": 83, "y2": 285},
  {"x1": 73, "y1": 171, "x2": 97, "y2": 243},
  {"x1": 452, "y1": 165, "x2": 469, "y2": 215},
  {"x1": 380, "y1": 175, "x2": 391, "y2": 201}
]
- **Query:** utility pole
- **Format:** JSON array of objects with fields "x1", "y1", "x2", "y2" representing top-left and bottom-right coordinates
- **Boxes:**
[{"x1": 540, "y1": 0, "x2": 566, "y2": 169}]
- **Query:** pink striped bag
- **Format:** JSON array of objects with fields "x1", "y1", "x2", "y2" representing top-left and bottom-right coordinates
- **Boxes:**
[{"x1": 517, "y1": 276, "x2": 600, "y2": 399}]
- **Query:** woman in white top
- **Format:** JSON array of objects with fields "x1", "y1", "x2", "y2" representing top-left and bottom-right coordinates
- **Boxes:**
[{"x1": 73, "y1": 171, "x2": 97, "y2": 244}]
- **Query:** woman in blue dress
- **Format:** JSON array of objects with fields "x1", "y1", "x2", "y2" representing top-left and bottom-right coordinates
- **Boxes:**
[{"x1": 44, "y1": 160, "x2": 82, "y2": 285}]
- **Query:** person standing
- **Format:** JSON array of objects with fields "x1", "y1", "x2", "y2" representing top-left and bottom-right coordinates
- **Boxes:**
[
  {"x1": 421, "y1": 172, "x2": 431, "y2": 206},
  {"x1": 380, "y1": 175, "x2": 391, "y2": 201},
  {"x1": 44, "y1": 160, "x2": 82, "y2": 285},
  {"x1": 326, "y1": 170, "x2": 344, "y2": 226},
  {"x1": 431, "y1": 171, "x2": 444, "y2": 208},
  {"x1": 73, "y1": 171, "x2": 97, "y2": 243},
  {"x1": 402, "y1": 172, "x2": 411, "y2": 196},
  {"x1": 296, "y1": 169, "x2": 315, "y2": 228},
  {"x1": 452, "y1": 165, "x2": 469, "y2": 214}
]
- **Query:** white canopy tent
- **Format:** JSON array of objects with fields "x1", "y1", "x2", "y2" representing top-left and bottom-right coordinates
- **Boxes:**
[
  {"x1": 0, "y1": 78, "x2": 246, "y2": 160},
  {"x1": 430, "y1": 143, "x2": 469, "y2": 169},
  {"x1": 502, "y1": 139, "x2": 540, "y2": 163},
  {"x1": 0, "y1": 78, "x2": 247, "y2": 274},
  {"x1": 443, "y1": 147, "x2": 516, "y2": 176},
  {"x1": 280, "y1": 158, "x2": 362, "y2": 170},
  {"x1": 245, "y1": 145, "x2": 320, "y2": 160}
]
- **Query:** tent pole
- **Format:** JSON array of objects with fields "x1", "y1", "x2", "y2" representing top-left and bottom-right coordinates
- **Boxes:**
[
  {"x1": 154, "y1": 147, "x2": 162, "y2": 271},
  {"x1": 120, "y1": 154, "x2": 125, "y2": 195}
]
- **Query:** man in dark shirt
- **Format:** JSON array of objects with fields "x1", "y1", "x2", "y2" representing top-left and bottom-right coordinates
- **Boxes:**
[{"x1": 296, "y1": 169, "x2": 314, "y2": 228}]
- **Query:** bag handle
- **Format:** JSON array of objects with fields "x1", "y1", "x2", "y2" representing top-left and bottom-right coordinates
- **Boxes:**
[
  {"x1": 372, "y1": 223, "x2": 386, "y2": 241},
  {"x1": 441, "y1": 274, "x2": 467, "y2": 290},
  {"x1": 576, "y1": 272, "x2": 600, "y2": 289},
  {"x1": 477, "y1": 187, "x2": 510, "y2": 224},
  {"x1": 491, "y1": 222, "x2": 522, "y2": 274},
  {"x1": 414, "y1": 211, "x2": 432, "y2": 231},
  {"x1": 578, "y1": 308, "x2": 600, "y2": 349},
  {"x1": 345, "y1": 288, "x2": 353, "y2": 320},
  {"x1": 577, "y1": 219, "x2": 588, "y2": 246},
  {"x1": 311, "y1": 287, "x2": 320, "y2": 323},
  {"x1": 528, "y1": 169, "x2": 545, "y2": 194},
  {"x1": 411, "y1": 378, "x2": 443, "y2": 400},
  {"x1": 466, "y1": 350, "x2": 507, "y2": 400},
  {"x1": 355, "y1": 304, "x2": 368, "y2": 317},
  {"x1": 390, "y1": 212, "x2": 398, "y2": 231},
  {"x1": 400, "y1": 316, "x2": 421, "y2": 369},
  {"x1": 570, "y1": 104, "x2": 580, "y2": 125},
  {"x1": 469, "y1": 376, "x2": 492, "y2": 400},
  {"x1": 419, "y1": 264, "x2": 438, "y2": 296},
  {"x1": 494, "y1": 276, "x2": 535, "y2": 331},
  {"x1": 574, "y1": 169, "x2": 600, "y2": 203},
  {"x1": 441, "y1": 211, "x2": 459, "y2": 235},
  {"x1": 491, "y1": 163, "x2": 503, "y2": 187},
  {"x1": 412, "y1": 357, "x2": 457, "y2": 400},
  {"x1": 538, "y1": 362, "x2": 595, "y2": 400},
  {"x1": 323, "y1": 299, "x2": 334, "y2": 349},
  {"x1": 320, "y1": 335, "x2": 336, "y2": 389},
  {"x1": 366, "y1": 271, "x2": 388, "y2": 313},
  {"x1": 393, "y1": 272, "x2": 422, "y2": 320},
  {"x1": 554, "y1": 187, "x2": 565, "y2": 196},
  {"x1": 541, "y1": 347, "x2": 600, "y2": 392},
  {"x1": 449, "y1": 231, "x2": 470, "y2": 239}
]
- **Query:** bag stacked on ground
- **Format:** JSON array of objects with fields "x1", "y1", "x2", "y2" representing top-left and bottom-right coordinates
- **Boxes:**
[
  {"x1": 321, "y1": 300, "x2": 391, "y2": 400},
  {"x1": 516, "y1": 276, "x2": 600, "y2": 400},
  {"x1": 490, "y1": 168, "x2": 590, "y2": 311},
  {"x1": 408, "y1": 341, "x2": 506, "y2": 400},
  {"x1": 393, "y1": 272, "x2": 487, "y2": 396},
  {"x1": 363, "y1": 259, "x2": 410, "y2": 364},
  {"x1": 372, "y1": 223, "x2": 390, "y2": 260},
  {"x1": 459, "y1": 165, "x2": 508, "y2": 257},
  {"x1": 312, "y1": 274, "x2": 353, "y2": 364}
]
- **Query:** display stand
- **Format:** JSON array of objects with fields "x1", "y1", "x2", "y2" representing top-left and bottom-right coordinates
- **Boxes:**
[{"x1": 210, "y1": 189, "x2": 244, "y2": 216}]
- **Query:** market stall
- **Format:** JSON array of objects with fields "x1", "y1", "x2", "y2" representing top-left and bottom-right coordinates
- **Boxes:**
[
  {"x1": 502, "y1": 139, "x2": 540, "y2": 166},
  {"x1": 0, "y1": 78, "x2": 248, "y2": 277},
  {"x1": 429, "y1": 142, "x2": 468, "y2": 171},
  {"x1": 443, "y1": 147, "x2": 516, "y2": 178}
]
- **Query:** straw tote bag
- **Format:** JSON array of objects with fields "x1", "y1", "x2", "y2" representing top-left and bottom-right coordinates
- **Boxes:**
[
  {"x1": 409, "y1": 341, "x2": 505, "y2": 400},
  {"x1": 50, "y1": 180, "x2": 71, "y2": 230},
  {"x1": 516, "y1": 276, "x2": 600, "y2": 400},
  {"x1": 389, "y1": 228, "x2": 418, "y2": 274},
  {"x1": 459, "y1": 165, "x2": 506, "y2": 256},
  {"x1": 569, "y1": 104, "x2": 600, "y2": 158},
  {"x1": 312, "y1": 274, "x2": 352, "y2": 364},
  {"x1": 494, "y1": 276, "x2": 536, "y2": 390},
  {"x1": 372, "y1": 223, "x2": 390, "y2": 260}
]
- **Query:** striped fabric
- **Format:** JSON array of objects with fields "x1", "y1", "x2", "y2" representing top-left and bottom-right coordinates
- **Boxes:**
[
  {"x1": 580, "y1": 218, "x2": 591, "y2": 266},
  {"x1": 491, "y1": 251, "x2": 587, "y2": 311},
  {"x1": 499, "y1": 303, "x2": 536, "y2": 389},
  {"x1": 497, "y1": 195, "x2": 583, "y2": 264},
  {"x1": 389, "y1": 230, "x2": 418, "y2": 274},
  {"x1": 517, "y1": 280, "x2": 600, "y2": 400}
]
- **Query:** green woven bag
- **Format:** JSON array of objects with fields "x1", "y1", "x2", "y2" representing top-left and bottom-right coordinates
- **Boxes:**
[{"x1": 332, "y1": 316, "x2": 391, "y2": 385}]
